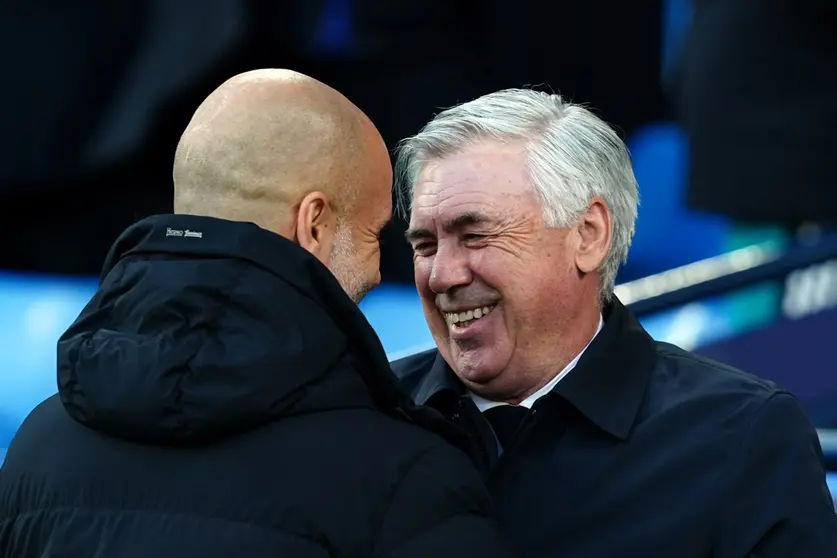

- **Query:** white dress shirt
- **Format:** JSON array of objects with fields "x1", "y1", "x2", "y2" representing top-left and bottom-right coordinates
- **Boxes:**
[{"x1": 469, "y1": 314, "x2": 604, "y2": 412}]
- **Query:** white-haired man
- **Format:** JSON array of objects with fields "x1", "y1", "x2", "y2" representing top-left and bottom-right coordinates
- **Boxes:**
[{"x1": 391, "y1": 88, "x2": 837, "y2": 557}]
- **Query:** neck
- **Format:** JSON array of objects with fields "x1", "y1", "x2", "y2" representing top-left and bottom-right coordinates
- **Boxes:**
[{"x1": 500, "y1": 306, "x2": 602, "y2": 406}]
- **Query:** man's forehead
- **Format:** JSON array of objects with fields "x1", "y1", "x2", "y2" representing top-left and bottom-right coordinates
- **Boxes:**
[
  {"x1": 410, "y1": 147, "x2": 530, "y2": 224},
  {"x1": 411, "y1": 189, "x2": 499, "y2": 227},
  {"x1": 415, "y1": 146, "x2": 527, "y2": 191}
]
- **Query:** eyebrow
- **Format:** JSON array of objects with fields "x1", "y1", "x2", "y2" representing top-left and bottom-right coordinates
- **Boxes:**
[{"x1": 404, "y1": 211, "x2": 489, "y2": 243}]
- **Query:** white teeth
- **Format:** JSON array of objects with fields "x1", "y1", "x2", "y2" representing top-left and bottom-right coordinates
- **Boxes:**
[{"x1": 444, "y1": 305, "x2": 496, "y2": 327}]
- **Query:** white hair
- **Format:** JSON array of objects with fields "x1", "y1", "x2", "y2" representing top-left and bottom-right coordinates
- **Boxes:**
[{"x1": 395, "y1": 88, "x2": 639, "y2": 301}]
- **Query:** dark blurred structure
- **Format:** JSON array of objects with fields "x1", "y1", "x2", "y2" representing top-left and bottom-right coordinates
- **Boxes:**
[
  {"x1": 0, "y1": 0, "x2": 664, "y2": 283},
  {"x1": 675, "y1": 0, "x2": 837, "y2": 228}
]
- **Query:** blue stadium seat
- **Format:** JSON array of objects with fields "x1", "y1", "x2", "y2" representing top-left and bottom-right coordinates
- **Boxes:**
[
  {"x1": 359, "y1": 284, "x2": 431, "y2": 358},
  {"x1": 819, "y1": 429, "x2": 837, "y2": 471},
  {"x1": 620, "y1": 122, "x2": 730, "y2": 282},
  {"x1": 661, "y1": 0, "x2": 693, "y2": 82},
  {"x1": 0, "y1": 410, "x2": 16, "y2": 465},
  {"x1": 311, "y1": 0, "x2": 353, "y2": 54},
  {"x1": 0, "y1": 272, "x2": 97, "y2": 442}
]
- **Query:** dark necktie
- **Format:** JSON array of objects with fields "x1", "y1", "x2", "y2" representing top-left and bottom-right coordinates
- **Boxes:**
[{"x1": 483, "y1": 405, "x2": 529, "y2": 449}]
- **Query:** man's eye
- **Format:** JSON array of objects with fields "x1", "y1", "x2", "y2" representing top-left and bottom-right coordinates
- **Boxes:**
[
  {"x1": 462, "y1": 234, "x2": 484, "y2": 242},
  {"x1": 413, "y1": 242, "x2": 436, "y2": 253}
]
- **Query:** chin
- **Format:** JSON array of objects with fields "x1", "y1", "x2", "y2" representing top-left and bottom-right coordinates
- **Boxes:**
[{"x1": 450, "y1": 348, "x2": 504, "y2": 386}]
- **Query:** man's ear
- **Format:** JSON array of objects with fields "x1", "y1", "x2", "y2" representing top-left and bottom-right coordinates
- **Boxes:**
[
  {"x1": 295, "y1": 191, "x2": 337, "y2": 264},
  {"x1": 574, "y1": 197, "x2": 612, "y2": 275}
]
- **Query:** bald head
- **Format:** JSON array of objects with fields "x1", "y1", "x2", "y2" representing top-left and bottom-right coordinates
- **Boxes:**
[{"x1": 173, "y1": 69, "x2": 390, "y2": 235}]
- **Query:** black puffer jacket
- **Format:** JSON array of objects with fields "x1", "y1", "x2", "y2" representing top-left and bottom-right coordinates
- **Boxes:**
[{"x1": 0, "y1": 215, "x2": 515, "y2": 558}]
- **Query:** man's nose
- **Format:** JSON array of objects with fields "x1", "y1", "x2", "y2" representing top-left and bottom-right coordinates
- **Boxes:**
[{"x1": 428, "y1": 245, "x2": 472, "y2": 294}]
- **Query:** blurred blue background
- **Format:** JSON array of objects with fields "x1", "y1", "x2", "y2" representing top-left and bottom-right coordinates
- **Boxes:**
[{"x1": 2, "y1": 0, "x2": 836, "y2": 503}]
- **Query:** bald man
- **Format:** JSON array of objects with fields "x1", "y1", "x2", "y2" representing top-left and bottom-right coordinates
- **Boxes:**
[{"x1": 0, "y1": 70, "x2": 516, "y2": 558}]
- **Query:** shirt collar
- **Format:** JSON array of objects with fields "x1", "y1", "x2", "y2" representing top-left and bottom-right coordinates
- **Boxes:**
[{"x1": 549, "y1": 298, "x2": 657, "y2": 439}]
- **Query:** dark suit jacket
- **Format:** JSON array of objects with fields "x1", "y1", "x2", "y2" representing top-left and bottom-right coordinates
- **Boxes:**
[{"x1": 392, "y1": 300, "x2": 837, "y2": 557}]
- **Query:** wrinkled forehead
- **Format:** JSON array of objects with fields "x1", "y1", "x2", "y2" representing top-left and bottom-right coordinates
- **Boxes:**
[{"x1": 409, "y1": 145, "x2": 535, "y2": 227}]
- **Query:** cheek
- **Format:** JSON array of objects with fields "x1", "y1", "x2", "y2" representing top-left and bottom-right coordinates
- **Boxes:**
[
  {"x1": 412, "y1": 258, "x2": 447, "y2": 325},
  {"x1": 348, "y1": 241, "x2": 379, "y2": 283},
  {"x1": 472, "y1": 247, "x2": 558, "y2": 316},
  {"x1": 468, "y1": 249, "x2": 511, "y2": 290},
  {"x1": 412, "y1": 257, "x2": 433, "y2": 293},
  {"x1": 522, "y1": 256, "x2": 577, "y2": 314}
]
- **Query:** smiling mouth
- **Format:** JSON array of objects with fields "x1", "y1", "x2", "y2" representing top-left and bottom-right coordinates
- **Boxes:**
[{"x1": 443, "y1": 304, "x2": 497, "y2": 329}]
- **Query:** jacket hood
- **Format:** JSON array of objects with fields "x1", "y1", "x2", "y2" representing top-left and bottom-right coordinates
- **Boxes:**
[{"x1": 57, "y1": 215, "x2": 414, "y2": 445}]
